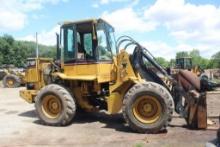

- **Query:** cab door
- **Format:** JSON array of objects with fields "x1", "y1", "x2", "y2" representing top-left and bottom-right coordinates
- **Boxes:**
[
  {"x1": 96, "y1": 22, "x2": 117, "y2": 83},
  {"x1": 61, "y1": 24, "x2": 98, "y2": 80}
]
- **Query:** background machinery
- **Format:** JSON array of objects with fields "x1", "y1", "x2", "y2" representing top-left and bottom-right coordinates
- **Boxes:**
[
  {"x1": 1, "y1": 65, "x2": 25, "y2": 88},
  {"x1": 175, "y1": 57, "x2": 220, "y2": 91},
  {"x1": 20, "y1": 18, "x2": 216, "y2": 133},
  {"x1": 175, "y1": 57, "x2": 204, "y2": 77},
  {"x1": 176, "y1": 57, "x2": 192, "y2": 70}
]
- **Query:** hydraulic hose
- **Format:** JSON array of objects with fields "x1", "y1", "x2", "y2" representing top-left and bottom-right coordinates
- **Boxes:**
[
  {"x1": 116, "y1": 35, "x2": 171, "y2": 88},
  {"x1": 116, "y1": 35, "x2": 169, "y2": 77}
]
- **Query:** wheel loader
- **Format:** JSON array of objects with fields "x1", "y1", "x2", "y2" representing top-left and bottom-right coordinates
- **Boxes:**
[
  {"x1": 174, "y1": 57, "x2": 220, "y2": 91},
  {"x1": 1, "y1": 65, "x2": 25, "y2": 88},
  {"x1": 175, "y1": 57, "x2": 204, "y2": 77},
  {"x1": 20, "y1": 18, "x2": 213, "y2": 133}
]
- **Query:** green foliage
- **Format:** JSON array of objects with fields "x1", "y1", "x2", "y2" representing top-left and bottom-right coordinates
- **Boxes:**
[
  {"x1": 208, "y1": 51, "x2": 220, "y2": 68},
  {"x1": 0, "y1": 34, "x2": 56, "y2": 67},
  {"x1": 134, "y1": 142, "x2": 144, "y2": 147},
  {"x1": 176, "y1": 51, "x2": 189, "y2": 58},
  {"x1": 189, "y1": 49, "x2": 209, "y2": 69},
  {"x1": 169, "y1": 59, "x2": 175, "y2": 67},
  {"x1": 0, "y1": 34, "x2": 219, "y2": 70},
  {"x1": 176, "y1": 49, "x2": 209, "y2": 69},
  {"x1": 155, "y1": 57, "x2": 169, "y2": 68}
]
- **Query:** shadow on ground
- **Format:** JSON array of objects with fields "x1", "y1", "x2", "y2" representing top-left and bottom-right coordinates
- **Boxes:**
[
  {"x1": 18, "y1": 110, "x2": 170, "y2": 134},
  {"x1": 18, "y1": 110, "x2": 36, "y2": 118},
  {"x1": 75, "y1": 112, "x2": 134, "y2": 133}
]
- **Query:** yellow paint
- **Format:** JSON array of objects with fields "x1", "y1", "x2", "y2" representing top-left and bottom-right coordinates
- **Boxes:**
[
  {"x1": 41, "y1": 94, "x2": 62, "y2": 119},
  {"x1": 25, "y1": 67, "x2": 39, "y2": 82},
  {"x1": 53, "y1": 72, "x2": 97, "y2": 81},
  {"x1": 132, "y1": 96, "x2": 162, "y2": 124},
  {"x1": 21, "y1": 52, "x2": 142, "y2": 114},
  {"x1": 59, "y1": 62, "x2": 114, "y2": 83},
  {"x1": 107, "y1": 92, "x2": 122, "y2": 114},
  {"x1": 7, "y1": 79, "x2": 14, "y2": 88},
  {"x1": 3, "y1": 68, "x2": 26, "y2": 85},
  {"x1": 19, "y1": 90, "x2": 37, "y2": 103},
  {"x1": 72, "y1": 87, "x2": 95, "y2": 111},
  {"x1": 64, "y1": 64, "x2": 97, "y2": 76},
  {"x1": 192, "y1": 65, "x2": 201, "y2": 76},
  {"x1": 24, "y1": 58, "x2": 53, "y2": 90},
  {"x1": 20, "y1": 38, "x2": 146, "y2": 115},
  {"x1": 97, "y1": 63, "x2": 112, "y2": 83}
]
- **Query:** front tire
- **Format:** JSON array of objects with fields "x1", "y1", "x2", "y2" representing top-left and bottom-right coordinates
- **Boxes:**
[
  {"x1": 35, "y1": 84, "x2": 76, "y2": 126},
  {"x1": 123, "y1": 82, "x2": 174, "y2": 133}
]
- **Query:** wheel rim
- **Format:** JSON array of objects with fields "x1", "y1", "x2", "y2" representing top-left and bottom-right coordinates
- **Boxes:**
[
  {"x1": 7, "y1": 78, "x2": 14, "y2": 87},
  {"x1": 41, "y1": 95, "x2": 62, "y2": 119},
  {"x1": 132, "y1": 96, "x2": 162, "y2": 124}
]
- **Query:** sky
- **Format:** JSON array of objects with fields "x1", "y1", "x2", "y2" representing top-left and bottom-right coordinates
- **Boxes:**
[{"x1": 0, "y1": 0, "x2": 220, "y2": 59}]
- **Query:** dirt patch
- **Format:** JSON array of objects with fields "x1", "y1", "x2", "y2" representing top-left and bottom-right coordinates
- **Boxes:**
[{"x1": 0, "y1": 87, "x2": 219, "y2": 147}]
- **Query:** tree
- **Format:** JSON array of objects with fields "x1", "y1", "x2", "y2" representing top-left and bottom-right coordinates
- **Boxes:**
[
  {"x1": 176, "y1": 51, "x2": 189, "y2": 58},
  {"x1": 189, "y1": 49, "x2": 209, "y2": 69},
  {"x1": 175, "y1": 49, "x2": 209, "y2": 69},
  {"x1": 169, "y1": 59, "x2": 175, "y2": 67},
  {"x1": 155, "y1": 57, "x2": 169, "y2": 68},
  {"x1": 0, "y1": 54, "x2": 3, "y2": 65},
  {"x1": 0, "y1": 36, "x2": 14, "y2": 65},
  {"x1": 208, "y1": 51, "x2": 220, "y2": 68},
  {"x1": 3, "y1": 34, "x2": 14, "y2": 45},
  {"x1": 0, "y1": 34, "x2": 56, "y2": 67}
]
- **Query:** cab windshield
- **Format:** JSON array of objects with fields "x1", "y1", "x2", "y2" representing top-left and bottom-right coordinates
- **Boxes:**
[{"x1": 106, "y1": 24, "x2": 117, "y2": 56}]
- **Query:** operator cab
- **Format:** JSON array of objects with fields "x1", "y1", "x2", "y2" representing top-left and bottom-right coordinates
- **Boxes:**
[
  {"x1": 176, "y1": 57, "x2": 192, "y2": 70},
  {"x1": 58, "y1": 19, "x2": 117, "y2": 64},
  {"x1": 56, "y1": 19, "x2": 118, "y2": 83}
]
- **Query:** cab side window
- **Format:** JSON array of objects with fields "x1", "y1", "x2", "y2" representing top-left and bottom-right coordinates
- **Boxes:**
[
  {"x1": 64, "y1": 27, "x2": 75, "y2": 62},
  {"x1": 97, "y1": 29, "x2": 112, "y2": 60}
]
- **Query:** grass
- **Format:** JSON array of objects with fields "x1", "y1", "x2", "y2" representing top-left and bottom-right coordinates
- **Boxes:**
[{"x1": 134, "y1": 143, "x2": 145, "y2": 147}]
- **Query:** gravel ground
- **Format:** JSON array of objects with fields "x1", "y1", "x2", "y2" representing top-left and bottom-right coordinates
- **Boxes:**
[{"x1": 0, "y1": 85, "x2": 219, "y2": 147}]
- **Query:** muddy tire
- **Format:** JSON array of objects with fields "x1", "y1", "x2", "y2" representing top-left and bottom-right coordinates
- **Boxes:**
[
  {"x1": 3, "y1": 74, "x2": 21, "y2": 88},
  {"x1": 35, "y1": 84, "x2": 76, "y2": 126},
  {"x1": 122, "y1": 82, "x2": 174, "y2": 133},
  {"x1": 0, "y1": 71, "x2": 6, "y2": 80}
]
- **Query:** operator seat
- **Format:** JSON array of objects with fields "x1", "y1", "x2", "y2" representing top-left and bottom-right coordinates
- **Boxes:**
[{"x1": 77, "y1": 42, "x2": 85, "y2": 59}]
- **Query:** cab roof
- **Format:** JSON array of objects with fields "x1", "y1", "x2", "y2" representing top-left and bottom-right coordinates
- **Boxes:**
[{"x1": 61, "y1": 18, "x2": 113, "y2": 28}]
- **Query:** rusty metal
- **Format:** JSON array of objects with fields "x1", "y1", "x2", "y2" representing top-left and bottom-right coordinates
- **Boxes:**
[
  {"x1": 173, "y1": 70, "x2": 207, "y2": 129},
  {"x1": 179, "y1": 70, "x2": 200, "y2": 91},
  {"x1": 183, "y1": 91, "x2": 207, "y2": 129},
  {"x1": 196, "y1": 93, "x2": 207, "y2": 129}
]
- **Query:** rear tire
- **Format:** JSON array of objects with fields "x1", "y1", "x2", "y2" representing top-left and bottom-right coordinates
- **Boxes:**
[
  {"x1": 122, "y1": 82, "x2": 174, "y2": 133},
  {"x1": 3, "y1": 74, "x2": 21, "y2": 88},
  {"x1": 35, "y1": 84, "x2": 76, "y2": 126}
]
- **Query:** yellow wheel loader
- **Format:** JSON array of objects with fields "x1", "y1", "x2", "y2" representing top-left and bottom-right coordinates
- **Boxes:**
[
  {"x1": 20, "y1": 19, "x2": 212, "y2": 133},
  {"x1": 1, "y1": 66, "x2": 25, "y2": 88}
]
